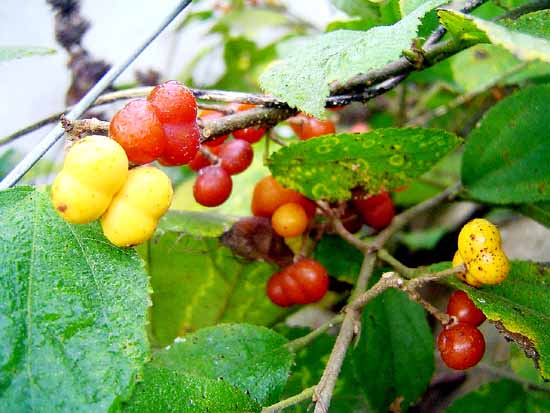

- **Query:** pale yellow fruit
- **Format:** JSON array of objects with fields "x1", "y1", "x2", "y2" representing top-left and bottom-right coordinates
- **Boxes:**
[
  {"x1": 458, "y1": 218, "x2": 501, "y2": 261},
  {"x1": 51, "y1": 135, "x2": 128, "y2": 224},
  {"x1": 101, "y1": 166, "x2": 173, "y2": 247},
  {"x1": 452, "y1": 250, "x2": 482, "y2": 288},
  {"x1": 467, "y1": 250, "x2": 510, "y2": 286}
]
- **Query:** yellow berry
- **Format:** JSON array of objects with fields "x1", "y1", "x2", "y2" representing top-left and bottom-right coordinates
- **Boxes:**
[
  {"x1": 51, "y1": 135, "x2": 128, "y2": 224},
  {"x1": 452, "y1": 250, "x2": 482, "y2": 288},
  {"x1": 458, "y1": 218, "x2": 501, "y2": 260},
  {"x1": 467, "y1": 250, "x2": 510, "y2": 285},
  {"x1": 101, "y1": 166, "x2": 173, "y2": 247}
]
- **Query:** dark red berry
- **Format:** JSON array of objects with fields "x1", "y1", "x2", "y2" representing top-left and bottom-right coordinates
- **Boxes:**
[
  {"x1": 148, "y1": 80, "x2": 197, "y2": 124},
  {"x1": 353, "y1": 191, "x2": 395, "y2": 229},
  {"x1": 447, "y1": 291, "x2": 486, "y2": 326},
  {"x1": 266, "y1": 272, "x2": 293, "y2": 307},
  {"x1": 437, "y1": 323, "x2": 485, "y2": 370},
  {"x1": 219, "y1": 139, "x2": 253, "y2": 175},
  {"x1": 158, "y1": 122, "x2": 200, "y2": 166},
  {"x1": 109, "y1": 99, "x2": 166, "y2": 164},
  {"x1": 193, "y1": 165, "x2": 232, "y2": 207}
]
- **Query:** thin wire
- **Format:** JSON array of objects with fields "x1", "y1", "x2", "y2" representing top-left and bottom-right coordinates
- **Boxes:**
[{"x1": 0, "y1": 0, "x2": 193, "y2": 190}]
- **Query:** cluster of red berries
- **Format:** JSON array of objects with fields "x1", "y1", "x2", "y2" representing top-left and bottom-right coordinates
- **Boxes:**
[
  {"x1": 109, "y1": 81, "x2": 266, "y2": 208},
  {"x1": 267, "y1": 259, "x2": 329, "y2": 307},
  {"x1": 437, "y1": 290, "x2": 486, "y2": 370},
  {"x1": 191, "y1": 104, "x2": 266, "y2": 207}
]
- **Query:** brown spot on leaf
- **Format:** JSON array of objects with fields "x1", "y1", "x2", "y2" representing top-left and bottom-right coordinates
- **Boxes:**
[{"x1": 493, "y1": 320, "x2": 540, "y2": 368}]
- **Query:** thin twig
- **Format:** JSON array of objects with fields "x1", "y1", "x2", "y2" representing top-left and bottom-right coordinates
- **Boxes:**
[
  {"x1": 370, "y1": 182, "x2": 462, "y2": 251},
  {"x1": 476, "y1": 363, "x2": 550, "y2": 393},
  {"x1": 261, "y1": 386, "x2": 317, "y2": 413},
  {"x1": 285, "y1": 313, "x2": 345, "y2": 353},
  {"x1": 496, "y1": 0, "x2": 550, "y2": 20},
  {"x1": 377, "y1": 249, "x2": 416, "y2": 278},
  {"x1": 405, "y1": 290, "x2": 452, "y2": 324}
]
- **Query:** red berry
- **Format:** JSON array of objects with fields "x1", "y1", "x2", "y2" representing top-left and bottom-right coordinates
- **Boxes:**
[
  {"x1": 148, "y1": 80, "x2": 197, "y2": 124},
  {"x1": 193, "y1": 165, "x2": 232, "y2": 207},
  {"x1": 353, "y1": 191, "x2": 395, "y2": 229},
  {"x1": 219, "y1": 139, "x2": 253, "y2": 175},
  {"x1": 232, "y1": 103, "x2": 266, "y2": 143},
  {"x1": 251, "y1": 176, "x2": 316, "y2": 218},
  {"x1": 158, "y1": 122, "x2": 200, "y2": 166},
  {"x1": 350, "y1": 122, "x2": 370, "y2": 133},
  {"x1": 109, "y1": 99, "x2": 166, "y2": 164},
  {"x1": 188, "y1": 145, "x2": 221, "y2": 171},
  {"x1": 266, "y1": 259, "x2": 329, "y2": 307},
  {"x1": 340, "y1": 203, "x2": 363, "y2": 233},
  {"x1": 271, "y1": 202, "x2": 309, "y2": 238},
  {"x1": 200, "y1": 110, "x2": 229, "y2": 147},
  {"x1": 290, "y1": 114, "x2": 335, "y2": 140},
  {"x1": 266, "y1": 272, "x2": 293, "y2": 307},
  {"x1": 447, "y1": 291, "x2": 486, "y2": 326},
  {"x1": 437, "y1": 323, "x2": 485, "y2": 370}
]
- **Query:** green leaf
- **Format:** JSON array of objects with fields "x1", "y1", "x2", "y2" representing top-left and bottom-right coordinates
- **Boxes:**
[
  {"x1": 260, "y1": 0, "x2": 448, "y2": 117},
  {"x1": 0, "y1": 187, "x2": 149, "y2": 412},
  {"x1": 447, "y1": 379, "x2": 550, "y2": 413},
  {"x1": 139, "y1": 213, "x2": 288, "y2": 347},
  {"x1": 447, "y1": 261, "x2": 550, "y2": 380},
  {"x1": 510, "y1": 344, "x2": 550, "y2": 389},
  {"x1": 462, "y1": 85, "x2": 550, "y2": 204},
  {"x1": 160, "y1": 210, "x2": 238, "y2": 238},
  {"x1": 268, "y1": 128, "x2": 460, "y2": 201},
  {"x1": 0, "y1": 46, "x2": 55, "y2": 62},
  {"x1": 500, "y1": 10, "x2": 550, "y2": 39},
  {"x1": 123, "y1": 365, "x2": 260, "y2": 413},
  {"x1": 399, "y1": 227, "x2": 447, "y2": 250},
  {"x1": 153, "y1": 324, "x2": 293, "y2": 405},
  {"x1": 330, "y1": 0, "x2": 381, "y2": 20},
  {"x1": 438, "y1": 10, "x2": 550, "y2": 63},
  {"x1": 314, "y1": 235, "x2": 363, "y2": 283},
  {"x1": 279, "y1": 327, "x2": 366, "y2": 412},
  {"x1": 351, "y1": 281, "x2": 434, "y2": 412},
  {"x1": 518, "y1": 201, "x2": 550, "y2": 228},
  {"x1": 400, "y1": 0, "x2": 429, "y2": 17}
]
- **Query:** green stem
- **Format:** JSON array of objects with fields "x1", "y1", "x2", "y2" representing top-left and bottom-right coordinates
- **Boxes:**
[
  {"x1": 261, "y1": 386, "x2": 316, "y2": 413},
  {"x1": 377, "y1": 249, "x2": 416, "y2": 278}
]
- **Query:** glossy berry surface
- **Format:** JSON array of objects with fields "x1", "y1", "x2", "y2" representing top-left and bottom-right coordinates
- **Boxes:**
[
  {"x1": 158, "y1": 122, "x2": 200, "y2": 166},
  {"x1": 251, "y1": 175, "x2": 316, "y2": 218},
  {"x1": 232, "y1": 104, "x2": 266, "y2": 143},
  {"x1": 290, "y1": 114, "x2": 335, "y2": 140},
  {"x1": 51, "y1": 135, "x2": 128, "y2": 224},
  {"x1": 193, "y1": 165, "x2": 233, "y2": 207},
  {"x1": 200, "y1": 110, "x2": 229, "y2": 147},
  {"x1": 188, "y1": 145, "x2": 221, "y2": 171},
  {"x1": 101, "y1": 166, "x2": 173, "y2": 247},
  {"x1": 147, "y1": 80, "x2": 197, "y2": 124},
  {"x1": 353, "y1": 191, "x2": 395, "y2": 229},
  {"x1": 109, "y1": 99, "x2": 166, "y2": 164},
  {"x1": 447, "y1": 291, "x2": 486, "y2": 326},
  {"x1": 219, "y1": 139, "x2": 253, "y2": 175},
  {"x1": 271, "y1": 202, "x2": 308, "y2": 238},
  {"x1": 437, "y1": 323, "x2": 485, "y2": 370},
  {"x1": 266, "y1": 259, "x2": 329, "y2": 307}
]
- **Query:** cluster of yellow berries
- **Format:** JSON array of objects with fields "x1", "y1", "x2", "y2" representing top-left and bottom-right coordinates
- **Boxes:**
[
  {"x1": 453, "y1": 218, "x2": 509, "y2": 287},
  {"x1": 51, "y1": 135, "x2": 173, "y2": 247}
]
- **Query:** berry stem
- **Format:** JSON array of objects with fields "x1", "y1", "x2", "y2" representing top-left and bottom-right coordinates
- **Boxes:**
[
  {"x1": 377, "y1": 249, "x2": 416, "y2": 278},
  {"x1": 261, "y1": 386, "x2": 317, "y2": 413}
]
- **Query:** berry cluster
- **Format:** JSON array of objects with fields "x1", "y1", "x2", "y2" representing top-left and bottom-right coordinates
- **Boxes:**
[
  {"x1": 453, "y1": 218, "x2": 509, "y2": 287},
  {"x1": 251, "y1": 175, "x2": 316, "y2": 238},
  {"x1": 51, "y1": 135, "x2": 173, "y2": 247},
  {"x1": 267, "y1": 259, "x2": 329, "y2": 307},
  {"x1": 437, "y1": 290, "x2": 486, "y2": 370},
  {"x1": 110, "y1": 80, "x2": 199, "y2": 166},
  {"x1": 191, "y1": 104, "x2": 265, "y2": 207}
]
